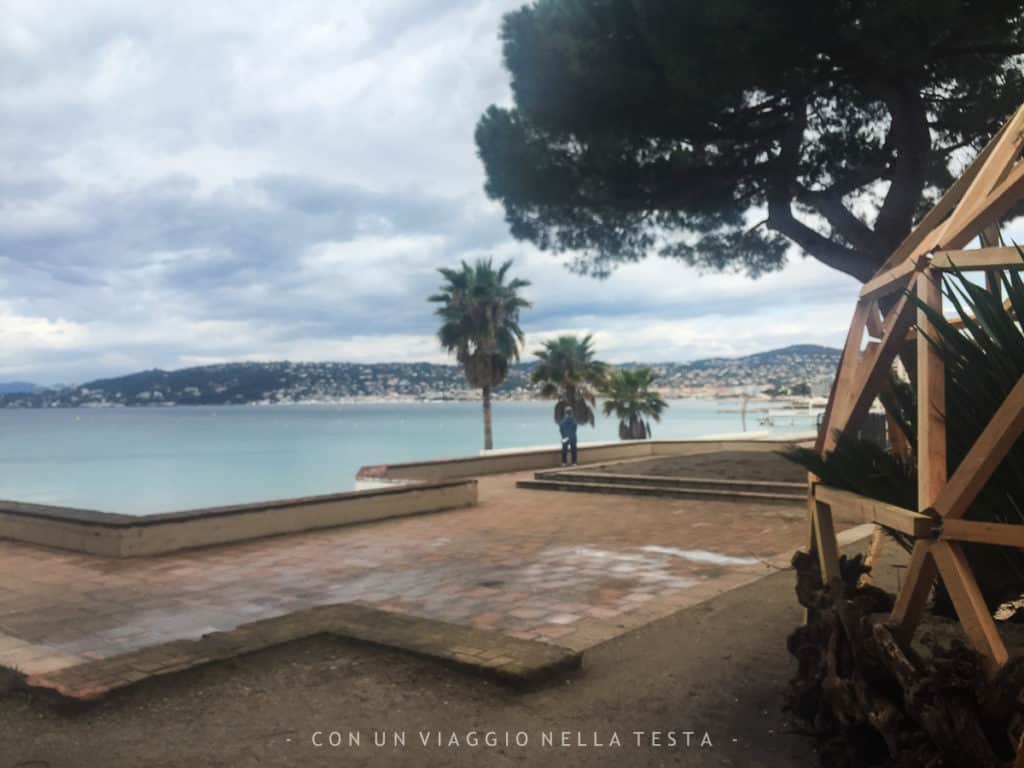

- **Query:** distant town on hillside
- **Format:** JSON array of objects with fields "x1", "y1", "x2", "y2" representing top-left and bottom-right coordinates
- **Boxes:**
[{"x1": 0, "y1": 344, "x2": 840, "y2": 408}]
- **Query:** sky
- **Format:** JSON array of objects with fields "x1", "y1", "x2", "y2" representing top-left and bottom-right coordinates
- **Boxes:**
[{"x1": 1, "y1": 0, "x2": 877, "y2": 385}]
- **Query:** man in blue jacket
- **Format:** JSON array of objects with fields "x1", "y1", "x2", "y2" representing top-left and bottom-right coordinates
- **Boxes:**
[{"x1": 559, "y1": 406, "x2": 578, "y2": 466}]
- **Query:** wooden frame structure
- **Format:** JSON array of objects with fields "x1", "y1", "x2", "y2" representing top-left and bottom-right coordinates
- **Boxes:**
[{"x1": 808, "y1": 104, "x2": 1024, "y2": 686}]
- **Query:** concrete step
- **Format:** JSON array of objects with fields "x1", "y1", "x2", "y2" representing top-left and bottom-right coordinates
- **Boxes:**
[
  {"x1": 534, "y1": 471, "x2": 805, "y2": 496},
  {"x1": 516, "y1": 478, "x2": 805, "y2": 505}
]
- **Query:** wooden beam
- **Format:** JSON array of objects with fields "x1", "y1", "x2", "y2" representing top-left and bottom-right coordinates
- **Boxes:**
[
  {"x1": 936, "y1": 105, "x2": 1024, "y2": 245},
  {"x1": 829, "y1": 292, "x2": 917, "y2": 446},
  {"x1": 917, "y1": 271, "x2": 947, "y2": 512},
  {"x1": 814, "y1": 485, "x2": 933, "y2": 538},
  {"x1": 931, "y1": 540, "x2": 1009, "y2": 676},
  {"x1": 859, "y1": 252, "x2": 927, "y2": 302},
  {"x1": 890, "y1": 541, "x2": 937, "y2": 645},
  {"x1": 932, "y1": 373, "x2": 1024, "y2": 519},
  {"x1": 941, "y1": 518, "x2": 1024, "y2": 548},
  {"x1": 817, "y1": 301, "x2": 869, "y2": 454},
  {"x1": 980, "y1": 226, "x2": 1005, "y2": 299},
  {"x1": 938, "y1": 160, "x2": 1024, "y2": 252},
  {"x1": 931, "y1": 245, "x2": 1024, "y2": 271},
  {"x1": 865, "y1": 301, "x2": 884, "y2": 339},
  {"x1": 871, "y1": 117, "x2": 1012, "y2": 277},
  {"x1": 813, "y1": 501, "x2": 841, "y2": 584}
]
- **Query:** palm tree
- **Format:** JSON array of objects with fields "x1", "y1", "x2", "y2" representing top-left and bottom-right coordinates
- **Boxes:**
[
  {"x1": 531, "y1": 334, "x2": 608, "y2": 426},
  {"x1": 429, "y1": 258, "x2": 531, "y2": 450},
  {"x1": 602, "y1": 367, "x2": 668, "y2": 440}
]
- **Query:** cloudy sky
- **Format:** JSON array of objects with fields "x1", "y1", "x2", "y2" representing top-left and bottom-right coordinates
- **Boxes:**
[{"x1": 0, "y1": 0, "x2": 870, "y2": 385}]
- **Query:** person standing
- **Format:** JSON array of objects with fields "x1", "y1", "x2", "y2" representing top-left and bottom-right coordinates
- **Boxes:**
[{"x1": 559, "y1": 406, "x2": 578, "y2": 466}]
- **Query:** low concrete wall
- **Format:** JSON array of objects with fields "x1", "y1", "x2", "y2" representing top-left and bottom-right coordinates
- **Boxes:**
[
  {"x1": 357, "y1": 435, "x2": 806, "y2": 484},
  {"x1": 0, "y1": 479, "x2": 477, "y2": 558}
]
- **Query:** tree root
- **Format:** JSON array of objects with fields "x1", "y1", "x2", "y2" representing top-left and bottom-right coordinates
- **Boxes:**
[{"x1": 787, "y1": 550, "x2": 1023, "y2": 767}]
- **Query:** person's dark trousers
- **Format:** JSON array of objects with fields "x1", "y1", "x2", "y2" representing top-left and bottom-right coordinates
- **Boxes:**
[{"x1": 561, "y1": 439, "x2": 578, "y2": 465}]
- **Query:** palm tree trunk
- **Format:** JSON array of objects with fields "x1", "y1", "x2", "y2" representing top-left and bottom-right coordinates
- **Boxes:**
[{"x1": 482, "y1": 385, "x2": 493, "y2": 450}]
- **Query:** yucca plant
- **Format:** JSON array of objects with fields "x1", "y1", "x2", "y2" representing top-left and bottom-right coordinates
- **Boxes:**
[
  {"x1": 790, "y1": 250, "x2": 1024, "y2": 611},
  {"x1": 918, "y1": 262, "x2": 1024, "y2": 609}
]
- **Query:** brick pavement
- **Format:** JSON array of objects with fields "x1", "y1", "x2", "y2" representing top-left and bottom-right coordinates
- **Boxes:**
[{"x1": 0, "y1": 471, "x2": 846, "y2": 689}]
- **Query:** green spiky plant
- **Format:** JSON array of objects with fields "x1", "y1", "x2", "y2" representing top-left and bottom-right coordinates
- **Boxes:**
[{"x1": 790, "y1": 249, "x2": 1024, "y2": 611}]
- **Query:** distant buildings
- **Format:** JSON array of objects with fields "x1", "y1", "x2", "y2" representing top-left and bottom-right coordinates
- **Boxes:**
[{"x1": 0, "y1": 346, "x2": 840, "y2": 408}]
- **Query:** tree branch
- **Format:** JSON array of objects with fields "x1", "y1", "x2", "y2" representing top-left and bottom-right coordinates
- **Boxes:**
[
  {"x1": 797, "y1": 187, "x2": 883, "y2": 256},
  {"x1": 765, "y1": 99, "x2": 878, "y2": 282}
]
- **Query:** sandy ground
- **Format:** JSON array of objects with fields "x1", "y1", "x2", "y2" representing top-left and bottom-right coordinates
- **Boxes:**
[
  {"x1": 0, "y1": 550, "x2": 842, "y2": 768},
  {"x1": 589, "y1": 450, "x2": 806, "y2": 483}
]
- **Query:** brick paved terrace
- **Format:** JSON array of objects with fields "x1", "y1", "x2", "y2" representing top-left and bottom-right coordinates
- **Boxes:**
[{"x1": 0, "y1": 470, "x2": 860, "y2": 689}]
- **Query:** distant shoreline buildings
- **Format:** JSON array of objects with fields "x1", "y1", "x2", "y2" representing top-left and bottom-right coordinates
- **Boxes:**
[{"x1": 0, "y1": 345, "x2": 839, "y2": 409}]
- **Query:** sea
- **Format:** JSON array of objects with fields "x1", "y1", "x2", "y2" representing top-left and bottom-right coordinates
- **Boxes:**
[{"x1": 0, "y1": 399, "x2": 818, "y2": 515}]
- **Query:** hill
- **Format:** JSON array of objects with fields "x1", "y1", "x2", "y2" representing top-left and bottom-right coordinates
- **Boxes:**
[{"x1": 0, "y1": 345, "x2": 839, "y2": 408}]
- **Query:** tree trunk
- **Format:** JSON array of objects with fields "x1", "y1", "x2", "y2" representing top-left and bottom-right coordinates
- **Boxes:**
[{"x1": 481, "y1": 385, "x2": 493, "y2": 451}]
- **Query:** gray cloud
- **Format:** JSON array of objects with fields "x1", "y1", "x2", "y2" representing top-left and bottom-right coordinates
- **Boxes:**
[{"x1": 0, "y1": 0, "x2": 866, "y2": 385}]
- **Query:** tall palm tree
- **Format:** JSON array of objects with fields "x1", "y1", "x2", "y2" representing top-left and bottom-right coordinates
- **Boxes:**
[
  {"x1": 602, "y1": 367, "x2": 668, "y2": 440},
  {"x1": 531, "y1": 334, "x2": 608, "y2": 426},
  {"x1": 429, "y1": 258, "x2": 531, "y2": 450}
]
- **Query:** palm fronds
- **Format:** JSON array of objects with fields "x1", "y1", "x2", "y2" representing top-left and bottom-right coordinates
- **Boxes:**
[
  {"x1": 601, "y1": 367, "x2": 668, "y2": 439},
  {"x1": 429, "y1": 257, "x2": 531, "y2": 448},
  {"x1": 531, "y1": 334, "x2": 608, "y2": 425}
]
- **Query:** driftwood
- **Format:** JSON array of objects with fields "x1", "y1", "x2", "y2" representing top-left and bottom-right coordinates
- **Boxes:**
[{"x1": 787, "y1": 550, "x2": 1024, "y2": 767}]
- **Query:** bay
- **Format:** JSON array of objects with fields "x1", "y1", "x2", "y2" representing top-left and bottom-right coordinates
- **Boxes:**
[{"x1": 0, "y1": 399, "x2": 816, "y2": 515}]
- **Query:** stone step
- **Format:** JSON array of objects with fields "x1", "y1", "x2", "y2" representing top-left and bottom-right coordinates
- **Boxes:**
[
  {"x1": 534, "y1": 470, "x2": 805, "y2": 496},
  {"x1": 516, "y1": 478, "x2": 805, "y2": 505}
]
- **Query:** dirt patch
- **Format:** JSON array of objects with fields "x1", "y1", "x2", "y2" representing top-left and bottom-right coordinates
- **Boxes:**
[{"x1": 589, "y1": 450, "x2": 806, "y2": 483}]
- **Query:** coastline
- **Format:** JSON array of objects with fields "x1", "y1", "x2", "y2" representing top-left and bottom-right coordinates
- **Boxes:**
[{"x1": 2, "y1": 393, "x2": 828, "y2": 409}]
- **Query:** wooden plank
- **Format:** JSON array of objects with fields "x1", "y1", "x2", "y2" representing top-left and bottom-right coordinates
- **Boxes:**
[
  {"x1": 813, "y1": 501, "x2": 841, "y2": 584},
  {"x1": 936, "y1": 105, "x2": 1024, "y2": 246},
  {"x1": 859, "y1": 255, "x2": 924, "y2": 301},
  {"x1": 941, "y1": 518, "x2": 1024, "y2": 548},
  {"x1": 917, "y1": 271, "x2": 947, "y2": 511},
  {"x1": 931, "y1": 245, "x2": 1024, "y2": 271},
  {"x1": 938, "y1": 160, "x2": 1024, "y2": 252},
  {"x1": 933, "y1": 373, "x2": 1024, "y2": 519},
  {"x1": 872, "y1": 118, "x2": 1011, "y2": 277},
  {"x1": 890, "y1": 541, "x2": 937, "y2": 645},
  {"x1": 828, "y1": 292, "x2": 916, "y2": 447},
  {"x1": 980, "y1": 226, "x2": 1005, "y2": 299},
  {"x1": 817, "y1": 301, "x2": 869, "y2": 454},
  {"x1": 865, "y1": 301, "x2": 884, "y2": 339},
  {"x1": 931, "y1": 540, "x2": 1009, "y2": 676},
  {"x1": 814, "y1": 485, "x2": 933, "y2": 537}
]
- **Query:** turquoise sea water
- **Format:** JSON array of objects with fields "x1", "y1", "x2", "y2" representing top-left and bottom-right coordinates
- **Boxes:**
[{"x1": 0, "y1": 400, "x2": 817, "y2": 515}]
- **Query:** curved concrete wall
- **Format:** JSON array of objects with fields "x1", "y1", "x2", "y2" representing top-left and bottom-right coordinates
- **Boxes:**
[{"x1": 0, "y1": 479, "x2": 477, "y2": 557}]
